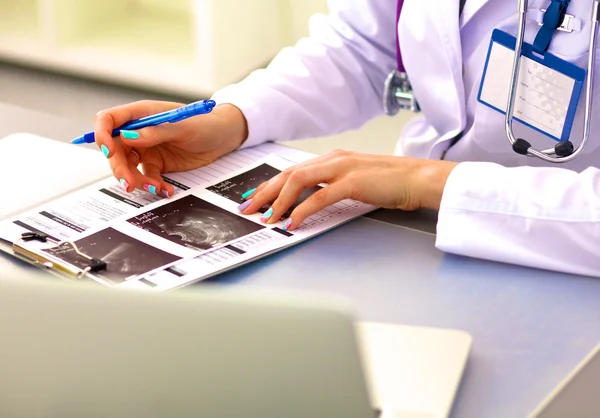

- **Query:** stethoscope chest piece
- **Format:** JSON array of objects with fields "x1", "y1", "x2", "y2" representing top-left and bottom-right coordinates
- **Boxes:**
[{"x1": 383, "y1": 69, "x2": 421, "y2": 116}]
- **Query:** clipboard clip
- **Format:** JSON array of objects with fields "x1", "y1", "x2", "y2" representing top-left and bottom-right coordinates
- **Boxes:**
[
  {"x1": 21, "y1": 231, "x2": 50, "y2": 243},
  {"x1": 62, "y1": 240, "x2": 107, "y2": 279},
  {"x1": 13, "y1": 231, "x2": 108, "y2": 279}
]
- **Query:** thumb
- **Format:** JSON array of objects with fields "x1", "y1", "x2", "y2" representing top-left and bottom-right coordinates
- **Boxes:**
[{"x1": 118, "y1": 125, "x2": 173, "y2": 148}]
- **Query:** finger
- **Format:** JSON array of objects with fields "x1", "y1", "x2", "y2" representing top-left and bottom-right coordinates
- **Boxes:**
[
  {"x1": 112, "y1": 150, "x2": 141, "y2": 193},
  {"x1": 106, "y1": 141, "x2": 137, "y2": 193},
  {"x1": 127, "y1": 149, "x2": 140, "y2": 167},
  {"x1": 240, "y1": 151, "x2": 350, "y2": 202},
  {"x1": 262, "y1": 165, "x2": 337, "y2": 224},
  {"x1": 284, "y1": 182, "x2": 352, "y2": 231},
  {"x1": 138, "y1": 162, "x2": 165, "y2": 196},
  {"x1": 94, "y1": 100, "x2": 184, "y2": 158},
  {"x1": 243, "y1": 164, "x2": 335, "y2": 222},
  {"x1": 141, "y1": 161, "x2": 174, "y2": 198},
  {"x1": 119, "y1": 125, "x2": 182, "y2": 149},
  {"x1": 159, "y1": 181, "x2": 175, "y2": 198},
  {"x1": 238, "y1": 150, "x2": 356, "y2": 216},
  {"x1": 116, "y1": 152, "x2": 161, "y2": 196},
  {"x1": 135, "y1": 148, "x2": 172, "y2": 196},
  {"x1": 239, "y1": 172, "x2": 292, "y2": 215},
  {"x1": 239, "y1": 172, "x2": 282, "y2": 202}
]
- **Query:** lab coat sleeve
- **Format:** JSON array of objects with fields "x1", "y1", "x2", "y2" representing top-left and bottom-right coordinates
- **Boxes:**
[
  {"x1": 211, "y1": 0, "x2": 396, "y2": 148},
  {"x1": 436, "y1": 162, "x2": 600, "y2": 277}
]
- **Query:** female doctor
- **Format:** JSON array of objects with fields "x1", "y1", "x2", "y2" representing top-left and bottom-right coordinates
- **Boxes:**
[{"x1": 94, "y1": 0, "x2": 600, "y2": 277}]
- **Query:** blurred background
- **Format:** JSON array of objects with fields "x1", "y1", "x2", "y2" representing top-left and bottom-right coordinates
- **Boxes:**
[{"x1": 0, "y1": 0, "x2": 411, "y2": 155}]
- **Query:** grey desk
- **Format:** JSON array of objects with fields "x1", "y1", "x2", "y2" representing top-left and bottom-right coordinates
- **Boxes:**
[{"x1": 1, "y1": 102, "x2": 599, "y2": 418}]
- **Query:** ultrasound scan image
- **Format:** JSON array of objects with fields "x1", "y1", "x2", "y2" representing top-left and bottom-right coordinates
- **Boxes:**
[
  {"x1": 127, "y1": 195, "x2": 265, "y2": 252},
  {"x1": 207, "y1": 163, "x2": 322, "y2": 219},
  {"x1": 43, "y1": 227, "x2": 181, "y2": 284},
  {"x1": 207, "y1": 163, "x2": 282, "y2": 204}
]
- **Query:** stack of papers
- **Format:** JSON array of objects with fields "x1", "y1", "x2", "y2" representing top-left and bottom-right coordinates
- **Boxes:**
[
  {"x1": 0, "y1": 135, "x2": 375, "y2": 290},
  {"x1": 0, "y1": 133, "x2": 111, "y2": 221}
]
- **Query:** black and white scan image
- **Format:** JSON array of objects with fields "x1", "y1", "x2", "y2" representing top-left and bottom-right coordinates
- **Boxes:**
[
  {"x1": 207, "y1": 163, "x2": 322, "y2": 218},
  {"x1": 127, "y1": 195, "x2": 265, "y2": 252},
  {"x1": 207, "y1": 163, "x2": 282, "y2": 204},
  {"x1": 43, "y1": 227, "x2": 181, "y2": 284}
]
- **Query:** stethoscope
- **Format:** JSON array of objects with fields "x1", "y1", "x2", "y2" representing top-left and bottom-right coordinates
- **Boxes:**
[
  {"x1": 383, "y1": 0, "x2": 419, "y2": 115},
  {"x1": 384, "y1": 0, "x2": 600, "y2": 163}
]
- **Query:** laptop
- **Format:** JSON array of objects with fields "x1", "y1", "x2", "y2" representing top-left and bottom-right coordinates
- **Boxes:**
[
  {"x1": 0, "y1": 274, "x2": 472, "y2": 418},
  {"x1": 529, "y1": 343, "x2": 600, "y2": 418}
]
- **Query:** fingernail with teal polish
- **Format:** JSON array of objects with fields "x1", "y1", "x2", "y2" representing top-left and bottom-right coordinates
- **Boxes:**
[
  {"x1": 238, "y1": 199, "x2": 252, "y2": 212},
  {"x1": 260, "y1": 207, "x2": 274, "y2": 223},
  {"x1": 242, "y1": 188, "x2": 256, "y2": 199},
  {"x1": 121, "y1": 130, "x2": 139, "y2": 140},
  {"x1": 101, "y1": 144, "x2": 109, "y2": 158},
  {"x1": 282, "y1": 218, "x2": 292, "y2": 231},
  {"x1": 119, "y1": 178, "x2": 129, "y2": 192},
  {"x1": 143, "y1": 184, "x2": 157, "y2": 195}
]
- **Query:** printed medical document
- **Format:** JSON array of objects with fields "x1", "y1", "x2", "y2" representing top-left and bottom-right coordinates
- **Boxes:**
[{"x1": 0, "y1": 143, "x2": 375, "y2": 290}]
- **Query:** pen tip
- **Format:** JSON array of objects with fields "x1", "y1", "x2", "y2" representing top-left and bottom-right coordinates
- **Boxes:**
[{"x1": 71, "y1": 133, "x2": 95, "y2": 144}]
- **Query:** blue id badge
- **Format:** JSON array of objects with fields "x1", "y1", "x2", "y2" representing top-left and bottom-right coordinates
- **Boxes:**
[{"x1": 478, "y1": 29, "x2": 586, "y2": 142}]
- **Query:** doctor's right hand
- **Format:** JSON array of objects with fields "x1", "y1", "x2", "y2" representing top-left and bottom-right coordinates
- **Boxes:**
[
  {"x1": 94, "y1": 101, "x2": 248, "y2": 197},
  {"x1": 239, "y1": 150, "x2": 459, "y2": 231}
]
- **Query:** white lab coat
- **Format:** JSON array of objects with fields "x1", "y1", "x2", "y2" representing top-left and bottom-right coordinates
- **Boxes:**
[{"x1": 212, "y1": 0, "x2": 600, "y2": 277}]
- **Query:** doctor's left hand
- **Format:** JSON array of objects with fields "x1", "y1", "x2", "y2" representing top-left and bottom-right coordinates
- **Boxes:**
[
  {"x1": 94, "y1": 101, "x2": 248, "y2": 197},
  {"x1": 238, "y1": 150, "x2": 458, "y2": 231}
]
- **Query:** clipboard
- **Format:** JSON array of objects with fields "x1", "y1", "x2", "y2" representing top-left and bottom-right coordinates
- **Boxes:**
[
  {"x1": 0, "y1": 133, "x2": 113, "y2": 282},
  {"x1": 8, "y1": 231, "x2": 108, "y2": 281},
  {"x1": 0, "y1": 136, "x2": 376, "y2": 291}
]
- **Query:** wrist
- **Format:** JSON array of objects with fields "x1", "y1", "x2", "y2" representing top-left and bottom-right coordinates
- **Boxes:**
[
  {"x1": 211, "y1": 104, "x2": 249, "y2": 149},
  {"x1": 415, "y1": 160, "x2": 459, "y2": 210}
]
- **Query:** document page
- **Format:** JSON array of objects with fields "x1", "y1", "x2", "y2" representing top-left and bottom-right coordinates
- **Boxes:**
[
  {"x1": 0, "y1": 144, "x2": 375, "y2": 290},
  {"x1": 0, "y1": 133, "x2": 112, "y2": 221}
]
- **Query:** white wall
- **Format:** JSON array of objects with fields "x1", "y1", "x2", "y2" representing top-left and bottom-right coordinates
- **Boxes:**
[
  {"x1": 0, "y1": 0, "x2": 408, "y2": 155},
  {"x1": 284, "y1": 0, "x2": 328, "y2": 43}
]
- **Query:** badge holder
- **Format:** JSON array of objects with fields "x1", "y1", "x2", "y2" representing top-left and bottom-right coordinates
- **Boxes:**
[
  {"x1": 478, "y1": 29, "x2": 586, "y2": 156},
  {"x1": 12, "y1": 231, "x2": 108, "y2": 280}
]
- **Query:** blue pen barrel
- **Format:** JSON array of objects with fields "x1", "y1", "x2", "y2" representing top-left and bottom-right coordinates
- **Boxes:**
[
  {"x1": 170, "y1": 100, "x2": 216, "y2": 123},
  {"x1": 110, "y1": 100, "x2": 216, "y2": 137}
]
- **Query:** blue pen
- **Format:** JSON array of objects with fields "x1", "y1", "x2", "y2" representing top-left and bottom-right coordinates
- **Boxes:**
[{"x1": 71, "y1": 99, "x2": 216, "y2": 144}]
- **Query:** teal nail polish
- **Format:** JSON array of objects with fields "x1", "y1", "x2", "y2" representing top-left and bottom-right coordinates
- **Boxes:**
[
  {"x1": 260, "y1": 207, "x2": 273, "y2": 223},
  {"x1": 119, "y1": 178, "x2": 129, "y2": 192},
  {"x1": 242, "y1": 188, "x2": 256, "y2": 199},
  {"x1": 143, "y1": 184, "x2": 157, "y2": 195},
  {"x1": 121, "y1": 130, "x2": 139, "y2": 139},
  {"x1": 282, "y1": 218, "x2": 292, "y2": 231},
  {"x1": 101, "y1": 144, "x2": 109, "y2": 158}
]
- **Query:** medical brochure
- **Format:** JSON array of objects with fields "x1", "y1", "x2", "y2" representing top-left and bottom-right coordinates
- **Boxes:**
[{"x1": 0, "y1": 142, "x2": 375, "y2": 290}]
